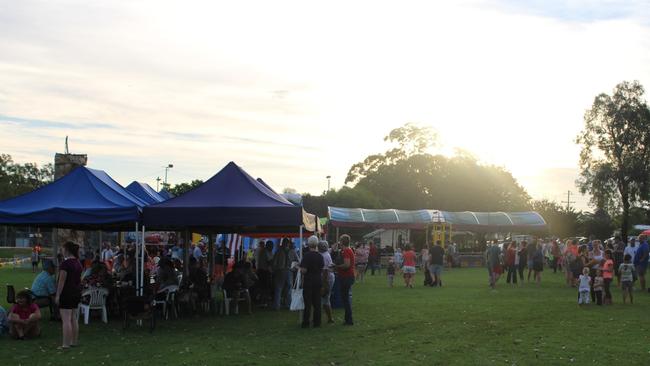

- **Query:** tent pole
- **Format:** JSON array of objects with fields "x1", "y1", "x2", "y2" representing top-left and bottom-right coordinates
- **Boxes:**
[
  {"x1": 336, "y1": 226, "x2": 339, "y2": 242},
  {"x1": 183, "y1": 229, "x2": 190, "y2": 276},
  {"x1": 208, "y1": 233, "x2": 214, "y2": 279},
  {"x1": 141, "y1": 225, "x2": 146, "y2": 296},
  {"x1": 135, "y1": 222, "x2": 139, "y2": 293}
]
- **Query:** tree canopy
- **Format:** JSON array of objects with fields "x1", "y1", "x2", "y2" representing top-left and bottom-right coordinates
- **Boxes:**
[
  {"x1": 576, "y1": 80, "x2": 650, "y2": 242},
  {"x1": 168, "y1": 179, "x2": 204, "y2": 197},
  {"x1": 0, "y1": 154, "x2": 54, "y2": 201}
]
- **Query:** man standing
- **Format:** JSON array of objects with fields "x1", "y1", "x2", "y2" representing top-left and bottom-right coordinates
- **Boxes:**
[
  {"x1": 429, "y1": 241, "x2": 445, "y2": 287},
  {"x1": 272, "y1": 238, "x2": 290, "y2": 310},
  {"x1": 633, "y1": 234, "x2": 649, "y2": 291},
  {"x1": 100, "y1": 243, "x2": 114, "y2": 270},
  {"x1": 336, "y1": 234, "x2": 355, "y2": 326},
  {"x1": 486, "y1": 241, "x2": 501, "y2": 289},
  {"x1": 368, "y1": 242, "x2": 379, "y2": 275},
  {"x1": 300, "y1": 236, "x2": 324, "y2": 328}
]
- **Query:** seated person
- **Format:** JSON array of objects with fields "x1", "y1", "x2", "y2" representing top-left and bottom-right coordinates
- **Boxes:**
[
  {"x1": 0, "y1": 305, "x2": 8, "y2": 335},
  {"x1": 155, "y1": 257, "x2": 179, "y2": 297},
  {"x1": 117, "y1": 253, "x2": 136, "y2": 284},
  {"x1": 188, "y1": 258, "x2": 210, "y2": 301},
  {"x1": 82, "y1": 261, "x2": 113, "y2": 289},
  {"x1": 222, "y1": 262, "x2": 253, "y2": 314},
  {"x1": 8, "y1": 290, "x2": 41, "y2": 340},
  {"x1": 30, "y1": 260, "x2": 57, "y2": 319}
]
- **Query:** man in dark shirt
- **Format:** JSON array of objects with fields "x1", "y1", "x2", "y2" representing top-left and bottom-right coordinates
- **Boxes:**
[
  {"x1": 429, "y1": 241, "x2": 445, "y2": 287},
  {"x1": 299, "y1": 236, "x2": 324, "y2": 328}
]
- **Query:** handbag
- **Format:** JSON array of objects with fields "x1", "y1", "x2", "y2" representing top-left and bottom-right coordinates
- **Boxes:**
[{"x1": 290, "y1": 272, "x2": 304, "y2": 311}]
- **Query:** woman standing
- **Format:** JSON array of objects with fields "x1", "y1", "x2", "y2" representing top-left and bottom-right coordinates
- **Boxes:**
[
  {"x1": 354, "y1": 243, "x2": 369, "y2": 283},
  {"x1": 532, "y1": 242, "x2": 544, "y2": 285},
  {"x1": 505, "y1": 242, "x2": 517, "y2": 285},
  {"x1": 55, "y1": 241, "x2": 83, "y2": 350},
  {"x1": 318, "y1": 241, "x2": 335, "y2": 324},
  {"x1": 401, "y1": 245, "x2": 417, "y2": 288},
  {"x1": 517, "y1": 241, "x2": 528, "y2": 282}
]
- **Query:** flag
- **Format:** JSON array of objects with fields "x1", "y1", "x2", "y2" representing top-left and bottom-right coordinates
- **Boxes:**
[{"x1": 227, "y1": 234, "x2": 242, "y2": 258}]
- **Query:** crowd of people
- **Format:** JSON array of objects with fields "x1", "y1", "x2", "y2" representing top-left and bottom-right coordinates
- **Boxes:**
[
  {"x1": 484, "y1": 234, "x2": 649, "y2": 305},
  {"x1": 2, "y1": 232, "x2": 647, "y2": 344}
]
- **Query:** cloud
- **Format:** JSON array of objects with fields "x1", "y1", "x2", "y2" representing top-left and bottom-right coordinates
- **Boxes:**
[{"x1": 1, "y1": 0, "x2": 649, "y2": 204}]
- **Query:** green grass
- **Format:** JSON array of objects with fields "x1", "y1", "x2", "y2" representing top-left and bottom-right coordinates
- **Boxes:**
[
  {"x1": 0, "y1": 247, "x2": 52, "y2": 260},
  {"x1": 1, "y1": 265, "x2": 649, "y2": 366}
]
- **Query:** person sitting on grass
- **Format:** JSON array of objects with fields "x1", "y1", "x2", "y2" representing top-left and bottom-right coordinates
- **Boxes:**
[
  {"x1": 578, "y1": 267, "x2": 591, "y2": 306},
  {"x1": 618, "y1": 254, "x2": 636, "y2": 304},
  {"x1": 8, "y1": 290, "x2": 41, "y2": 340}
]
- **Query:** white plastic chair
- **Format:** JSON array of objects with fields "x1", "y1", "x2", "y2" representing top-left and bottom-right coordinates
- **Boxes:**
[
  {"x1": 221, "y1": 289, "x2": 248, "y2": 315},
  {"x1": 78, "y1": 287, "x2": 109, "y2": 324},
  {"x1": 154, "y1": 285, "x2": 179, "y2": 320}
]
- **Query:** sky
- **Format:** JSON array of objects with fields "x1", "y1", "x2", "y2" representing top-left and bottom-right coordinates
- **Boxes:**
[{"x1": 1, "y1": 0, "x2": 650, "y2": 211}]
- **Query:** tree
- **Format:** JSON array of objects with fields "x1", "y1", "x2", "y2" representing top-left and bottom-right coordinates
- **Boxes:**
[
  {"x1": 168, "y1": 179, "x2": 204, "y2": 196},
  {"x1": 531, "y1": 199, "x2": 579, "y2": 238},
  {"x1": 342, "y1": 123, "x2": 531, "y2": 212},
  {"x1": 282, "y1": 187, "x2": 297, "y2": 194},
  {"x1": 0, "y1": 154, "x2": 54, "y2": 200},
  {"x1": 576, "y1": 81, "x2": 650, "y2": 243}
]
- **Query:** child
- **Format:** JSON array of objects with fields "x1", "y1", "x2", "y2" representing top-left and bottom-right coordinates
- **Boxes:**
[
  {"x1": 8, "y1": 290, "x2": 41, "y2": 340},
  {"x1": 593, "y1": 270, "x2": 604, "y2": 306},
  {"x1": 618, "y1": 254, "x2": 636, "y2": 304},
  {"x1": 387, "y1": 259, "x2": 396, "y2": 287},
  {"x1": 578, "y1": 267, "x2": 591, "y2": 305}
]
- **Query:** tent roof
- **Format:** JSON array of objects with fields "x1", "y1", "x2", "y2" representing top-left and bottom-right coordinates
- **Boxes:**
[
  {"x1": 158, "y1": 189, "x2": 174, "y2": 200},
  {"x1": 0, "y1": 167, "x2": 145, "y2": 228},
  {"x1": 328, "y1": 207, "x2": 547, "y2": 232},
  {"x1": 143, "y1": 162, "x2": 316, "y2": 232},
  {"x1": 126, "y1": 181, "x2": 166, "y2": 205}
]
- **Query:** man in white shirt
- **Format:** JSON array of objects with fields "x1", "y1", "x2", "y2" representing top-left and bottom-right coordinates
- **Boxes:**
[
  {"x1": 100, "y1": 242, "x2": 114, "y2": 263},
  {"x1": 624, "y1": 238, "x2": 638, "y2": 262}
]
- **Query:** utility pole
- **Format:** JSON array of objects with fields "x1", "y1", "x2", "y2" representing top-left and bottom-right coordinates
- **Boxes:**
[{"x1": 562, "y1": 190, "x2": 576, "y2": 211}]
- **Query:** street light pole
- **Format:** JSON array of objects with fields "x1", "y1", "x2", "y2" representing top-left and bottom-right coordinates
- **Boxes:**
[
  {"x1": 164, "y1": 164, "x2": 174, "y2": 189},
  {"x1": 326, "y1": 175, "x2": 331, "y2": 192},
  {"x1": 156, "y1": 177, "x2": 161, "y2": 191}
]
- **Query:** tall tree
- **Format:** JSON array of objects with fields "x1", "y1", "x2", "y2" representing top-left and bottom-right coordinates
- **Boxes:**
[
  {"x1": 576, "y1": 81, "x2": 650, "y2": 243},
  {"x1": 0, "y1": 154, "x2": 54, "y2": 200}
]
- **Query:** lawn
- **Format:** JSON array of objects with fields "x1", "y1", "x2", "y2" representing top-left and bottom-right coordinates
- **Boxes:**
[
  {"x1": 0, "y1": 247, "x2": 52, "y2": 260},
  {"x1": 1, "y1": 264, "x2": 649, "y2": 366}
]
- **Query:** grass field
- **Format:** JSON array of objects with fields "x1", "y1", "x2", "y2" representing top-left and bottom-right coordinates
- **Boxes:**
[
  {"x1": 0, "y1": 247, "x2": 52, "y2": 260},
  {"x1": 1, "y1": 264, "x2": 649, "y2": 366}
]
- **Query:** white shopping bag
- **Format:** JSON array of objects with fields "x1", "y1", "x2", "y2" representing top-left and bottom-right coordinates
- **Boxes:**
[{"x1": 290, "y1": 271, "x2": 304, "y2": 311}]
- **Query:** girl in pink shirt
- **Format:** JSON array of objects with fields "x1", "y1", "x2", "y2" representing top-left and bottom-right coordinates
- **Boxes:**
[{"x1": 602, "y1": 249, "x2": 614, "y2": 305}]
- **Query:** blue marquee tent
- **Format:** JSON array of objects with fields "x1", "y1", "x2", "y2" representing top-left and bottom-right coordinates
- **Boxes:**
[
  {"x1": 158, "y1": 189, "x2": 174, "y2": 200},
  {"x1": 143, "y1": 162, "x2": 317, "y2": 232},
  {"x1": 0, "y1": 167, "x2": 146, "y2": 228},
  {"x1": 126, "y1": 181, "x2": 166, "y2": 205}
]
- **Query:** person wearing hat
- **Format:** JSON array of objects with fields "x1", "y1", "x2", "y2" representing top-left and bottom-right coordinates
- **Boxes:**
[
  {"x1": 30, "y1": 259, "x2": 57, "y2": 320},
  {"x1": 299, "y1": 236, "x2": 325, "y2": 328}
]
